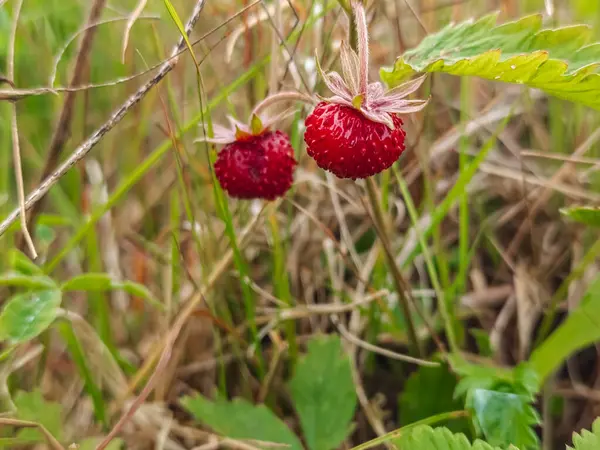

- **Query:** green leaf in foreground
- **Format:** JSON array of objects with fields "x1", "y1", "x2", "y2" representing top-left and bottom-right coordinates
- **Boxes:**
[
  {"x1": 380, "y1": 13, "x2": 600, "y2": 110},
  {"x1": 0, "y1": 289, "x2": 62, "y2": 344},
  {"x1": 13, "y1": 390, "x2": 63, "y2": 445},
  {"x1": 569, "y1": 417, "x2": 600, "y2": 450},
  {"x1": 470, "y1": 389, "x2": 540, "y2": 450},
  {"x1": 530, "y1": 275, "x2": 600, "y2": 382},
  {"x1": 561, "y1": 206, "x2": 600, "y2": 228},
  {"x1": 399, "y1": 363, "x2": 469, "y2": 434},
  {"x1": 391, "y1": 425, "x2": 502, "y2": 450},
  {"x1": 0, "y1": 272, "x2": 56, "y2": 290},
  {"x1": 288, "y1": 335, "x2": 357, "y2": 450},
  {"x1": 181, "y1": 395, "x2": 303, "y2": 450}
]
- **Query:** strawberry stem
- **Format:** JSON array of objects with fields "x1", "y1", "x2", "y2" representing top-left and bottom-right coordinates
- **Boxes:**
[
  {"x1": 251, "y1": 91, "x2": 314, "y2": 118},
  {"x1": 348, "y1": 0, "x2": 425, "y2": 358},
  {"x1": 352, "y1": 0, "x2": 369, "y2": 99}
]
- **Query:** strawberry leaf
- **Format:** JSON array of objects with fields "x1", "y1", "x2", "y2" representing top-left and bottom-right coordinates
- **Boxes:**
[
  {"x1": 380, "y1": 13, "x2": 600, "y2": 110},
  {"x1": 568, "y1": 417, "x2": 600, "y2": 450},
  {"x1": 399, "y1": 362, "x2": 470, "y2": 435},
  {"x1": 469, "y1": 389, "x2": 540, "y2": 450},
  {"x1": 391, "y1": 424, "x2": 503, "y2": 450},
  {"x1": 0, "y1": 289, "x2": 62, "y2": 344},
  {"x1": 181, "y1": 395, "x2": 303, "y2": 450},
  {"x1": 288, "y1": 335, "x2": 357, "y2": 450}
]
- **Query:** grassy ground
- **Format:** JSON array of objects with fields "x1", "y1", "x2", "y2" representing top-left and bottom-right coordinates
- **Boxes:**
[{"x1": 1, "y1": 0, "x2": 600, "y2": 448}]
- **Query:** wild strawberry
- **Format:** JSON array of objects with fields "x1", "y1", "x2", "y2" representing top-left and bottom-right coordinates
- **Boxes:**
[
  {"x1": 214, "y1": 131, "x2": 296, "y2": 200},
  {"x1": 304, "y1": 0, "x2": 429, "y2": 179},
  {"x1": 197, "y1": 92, "x2": 313, "y2": 201}
]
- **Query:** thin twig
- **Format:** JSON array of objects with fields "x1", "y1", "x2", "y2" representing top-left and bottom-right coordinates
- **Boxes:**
[
  {"x1": 0, "y1": 0, "x2": 207, "y2": 238},
  {"x1": 8, "y1": 0, "x2": 37, "y2": 258},
  {"x1": 0, "y1": 418, "x2": 64, "y2": 450}
]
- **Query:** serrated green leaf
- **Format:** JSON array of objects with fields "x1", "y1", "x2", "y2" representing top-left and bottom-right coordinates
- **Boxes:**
[
  {"x1": 390, "y1": 425, "x2": 502, "y2": 450},
  {"x1": 399, "y1": 363, "x2": 469, "y2": 434},
  {"x1": 561, "y1": 206, "x2": 600, "y2": 228},
  {"x1": 568, "y1": 417, "x2": 600, "y2": 450},
  {"x1": 448, "y1": 354, "x2": 512, "y2": 400},
  {"x1": 530, "y1": 275, "x2": 600, "y2": 382},
  {"x1": 13, "y1": 390, "x2": 63, "y2": 444},
  {"x1": 0, "y1": 290, "x2": 62, "y2": 344},
  {"x1": 181, "y1": 395, "x2": 303, "y2": 450},
  {"x1": 0, "y1": 272, "x2": 56, "y2": 290},
  {"x1": 381, "y1": 13, "x2": 600, "y2": 110},
  {"x1": 288, "y1": 335, "x2": 357, "y2": 450},
  {"x1": 470, "y1": 389, "x2": 540, "y2": 450}
]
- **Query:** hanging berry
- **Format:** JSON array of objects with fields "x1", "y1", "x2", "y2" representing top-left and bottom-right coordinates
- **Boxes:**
[
  {"x1": 304, "y1": 0, "x2": 429, "y2": 180},
  {"x1": 197, "y1": 92, "x2": 313, "y2": 201}
]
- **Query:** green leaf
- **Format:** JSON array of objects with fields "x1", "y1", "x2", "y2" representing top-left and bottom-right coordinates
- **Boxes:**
[
  {"x1": 561, "y1": 206, "x2": 600, "y2": 228},
  {"x1": 61, "y1": 274, "x2": 164, "y2": 311},
  {"x1": 470, "y1": 389, "x2": 540, "y2": 450},
  {"x1": 288, "y1": 335, "x2": 357, "y2": 450},
  {"x1": 181, "y1": 395, "x2": 303, "y2": 450},
  {"x1": 61, "y1": 273, "x2": 113, "y2": 291},
  {"x1": 530, "y1": 275, "x2": 600, "y2": 382},
  {"x1": 569, "y1": 417, "x2": 600, "y2": 450},
  {"x1": 0, "y1": 272, "x2": 56, "y2": 290},
  {"x1": 13, "y1": 390, "x2": 63, "y2": 444},
  {"x1": 8, "y1": 249, "x2": 42, "y2": 275},
  {"x1": 399, "y1": 363, "x2": 469, "y2": 434},
  {"x1": 380, "y1": 13, "x2": 600, "y2": 110},
  {"x1": 390, "y1": 425, "x2": 502, "y2": 450},
  {"x1": 448, "y1": 354, "x2": 512, "y2": 400},
  {"x1": 250, "y1": 114, "x2": 264, "y2": 135},
  {"x1": 0, "y1": 290, "x2": 62, "y2": 344},
  {"x1": 77, "y1": 437, "x2": 124, "y2": 450}
]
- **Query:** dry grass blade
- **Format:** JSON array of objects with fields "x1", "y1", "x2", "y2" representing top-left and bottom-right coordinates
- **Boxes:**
[
  {"x1": 122, "y1": 0, "x2": 150, "y2": 62},
  {"x1": 0, "y1": 418, "x2": 64, "y2": 450},
  {"x1": 8, "y1": 0, "x2": 37, "y2": 258}
]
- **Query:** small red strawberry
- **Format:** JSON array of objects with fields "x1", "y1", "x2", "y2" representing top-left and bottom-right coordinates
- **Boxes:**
[
  {"x1": 304, "y1": 0, "x2": 429, "y2": 179},
  {"x1": 214, "y1": 131, "x2": 296, "y2": 200},
  {"x1": 197, "y1": 92, "x2": 313, "y2": 200}
]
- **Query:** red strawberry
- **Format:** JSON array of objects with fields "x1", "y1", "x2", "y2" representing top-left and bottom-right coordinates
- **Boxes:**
[
  {"x1": 304, "y1": 102, "x2": 406, "y2": 179},
  {"x1": 214, "y1": 131, "x2": 297, "y2": 200},
  {"x1": 304, "y1": 0, "x2": 428, "y2": 179},
  {"x1": 197, "y1": 91, "x2": 313, "y2": 201}
]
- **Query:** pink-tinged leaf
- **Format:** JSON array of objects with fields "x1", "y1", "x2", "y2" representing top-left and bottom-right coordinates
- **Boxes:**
[
  {"x1": 325, "y1": 72, "x2": 353, "y2": 100},
  {"x1": 360, "y1": 108, "x2": 395, "y2": 129},
  {"x1": 367, "y1": 82, "x2": 385, "y2": 100},
  {"x1": 340, "y1": 42, "x2": 360, "y2": 94},
  {"x1": 377, "y1": 98, "x2": 430, "y2": 114},
  {"x1": 384, "y1": 74, "x2": 427, "y2": 99},
  {"x1": 323, "y1": 95, "x2": 354, "y2": 108},
  {"x1": 353, "y1": 0, "x2": 369, "y2": 95}
]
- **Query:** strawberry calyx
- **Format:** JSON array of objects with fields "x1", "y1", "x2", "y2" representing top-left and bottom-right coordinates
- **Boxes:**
[
  {"x1": 197, "y1": 91, "x2": 315, "y2": 146},
  {"x1": 314, "y1": 0, "x2": 430, "y2": 129}
]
